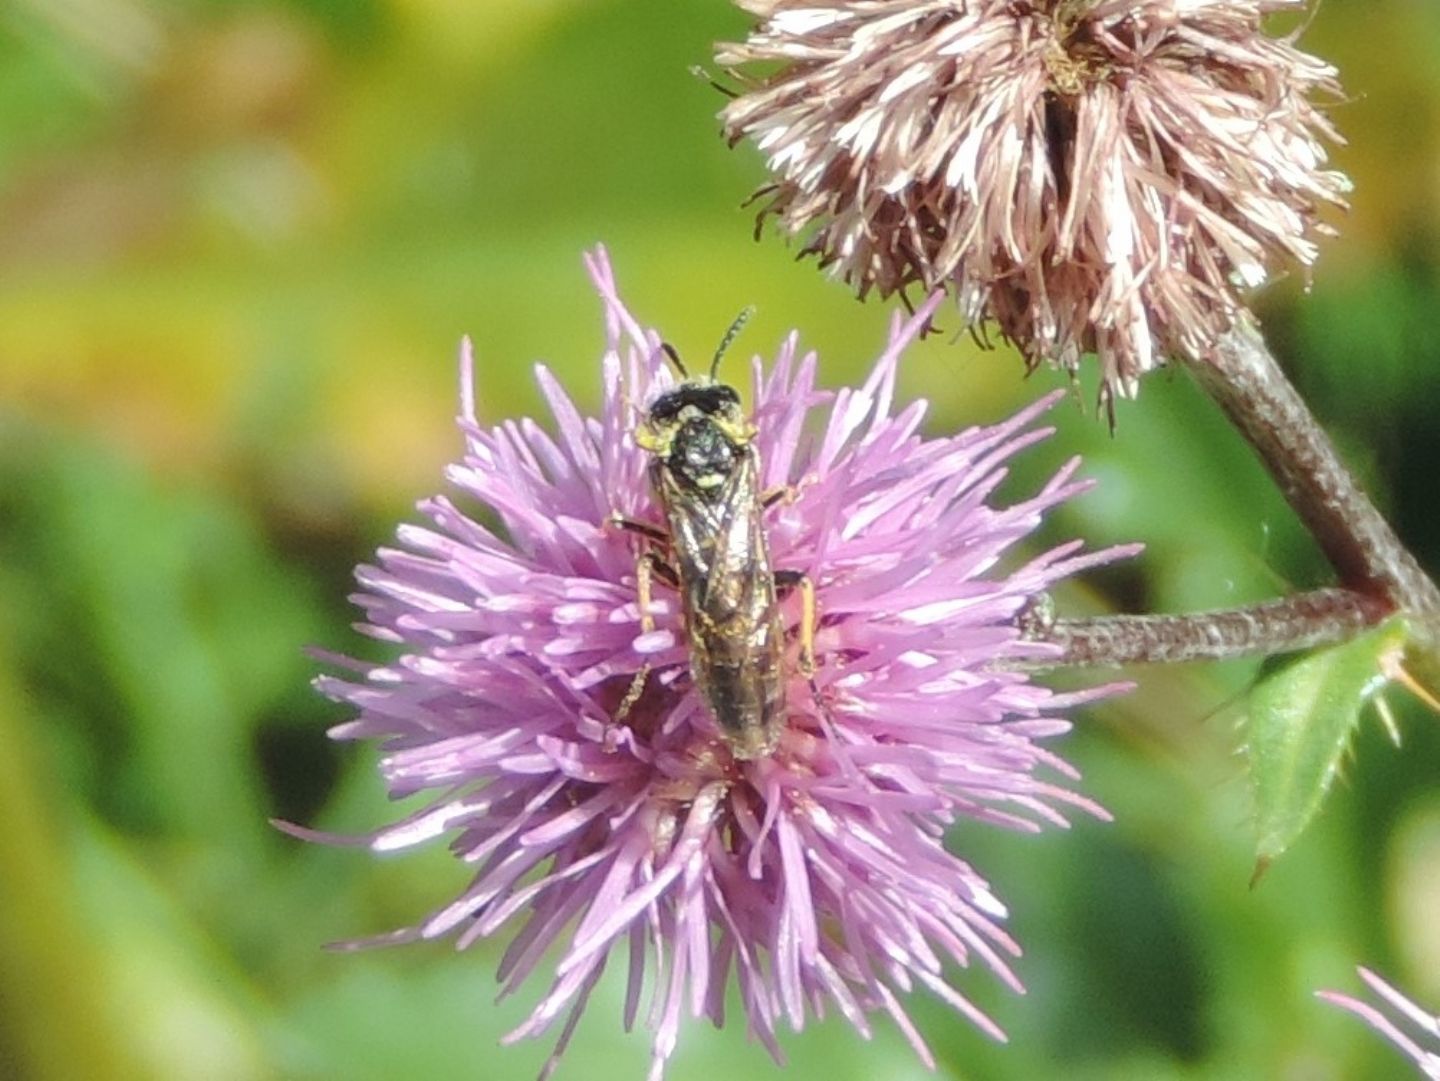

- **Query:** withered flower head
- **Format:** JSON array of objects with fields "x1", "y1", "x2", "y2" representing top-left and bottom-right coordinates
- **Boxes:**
[{"x1": 719, "y1": 0, "x2": 1350, "y2": 401}]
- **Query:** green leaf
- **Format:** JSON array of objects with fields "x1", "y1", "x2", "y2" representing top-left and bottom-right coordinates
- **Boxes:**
[{"x1": 1245, "y1": 616, "x2": 1410, "y2": 876}]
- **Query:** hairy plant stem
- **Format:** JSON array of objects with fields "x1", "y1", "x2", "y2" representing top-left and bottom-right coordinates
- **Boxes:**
[
  {"x1": 1029, "y1": 589, "x2": 1389, "y2": 668},
  {"x1": 1197, "y1": 320, "x2": 1440, "y2": 619},
  {"x1": 1028, "y1": 318, "x2": 1438, "y2": 668}
]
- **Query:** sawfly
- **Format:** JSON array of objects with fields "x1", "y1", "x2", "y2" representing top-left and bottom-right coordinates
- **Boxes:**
[{"x1": 611, "y1": 310, "x2": 815, "y2": 760}]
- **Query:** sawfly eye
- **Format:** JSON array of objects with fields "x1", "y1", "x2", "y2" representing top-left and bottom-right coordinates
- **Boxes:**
[{"x1": 647, "y1": 391, "x2": 685, "y2": 424}]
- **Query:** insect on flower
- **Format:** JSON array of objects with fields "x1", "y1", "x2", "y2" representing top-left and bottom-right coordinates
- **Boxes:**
[
  {"x1": 292, "y1": 248, "x2": 1142, "y2": 1080},
  {"x1": 610, "y1": 309, "x2": 816, "y2": 760}
]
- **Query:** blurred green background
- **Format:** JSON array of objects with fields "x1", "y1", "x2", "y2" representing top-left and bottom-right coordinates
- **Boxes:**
[{"x1": 2, "y1": 2, "x2": 1439, "y2": 1079}]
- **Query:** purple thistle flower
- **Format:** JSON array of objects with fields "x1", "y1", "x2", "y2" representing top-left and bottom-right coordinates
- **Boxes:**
[
  {"x1": 289, "y1": 248, "x2": 1137, "y2": 1079},
  {"x1": 719, "y1": 0, "x2": 1350, "y2": 404},
  {"x1": 1319, "y1": 967, "x2": 1440, "y2": 1079}
]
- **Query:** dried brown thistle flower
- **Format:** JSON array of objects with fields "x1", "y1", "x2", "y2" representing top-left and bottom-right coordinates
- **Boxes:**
[{"x1": 719, "y1": 0, "x2": 1350, "y2": 404}]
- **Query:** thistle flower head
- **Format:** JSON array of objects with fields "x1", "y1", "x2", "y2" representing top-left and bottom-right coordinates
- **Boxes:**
[
  {"x1": 293, "y1": 249, "x2": 1136, "y2": 1079},
  {"x1": 719, "y1": 0, "x2": 1350, "y2": 402},
  {"x1": 1319, "y1": 967, "x2": 1440, "y2": 1079}
]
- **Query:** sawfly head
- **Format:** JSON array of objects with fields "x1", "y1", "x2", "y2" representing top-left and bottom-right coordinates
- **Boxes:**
[{"x1": 636, "y1": 308, "x2": 757, "y2": 498}]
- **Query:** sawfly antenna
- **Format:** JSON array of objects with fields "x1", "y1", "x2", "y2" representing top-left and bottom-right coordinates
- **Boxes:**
[
  {"x1": 688, "y1": 64, "x2": 738, "y2": 100},
  {"x1": 711, "y1": 306, "x2": 755, "y2": 380},
  {"x1": 660, "y1": 342, "x2": 689, "y2": 378}
]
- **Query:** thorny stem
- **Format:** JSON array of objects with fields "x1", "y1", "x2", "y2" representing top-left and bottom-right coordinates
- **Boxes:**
[{"x1": 1026, "y1": 318, "x2": 1439, "y2": 668}]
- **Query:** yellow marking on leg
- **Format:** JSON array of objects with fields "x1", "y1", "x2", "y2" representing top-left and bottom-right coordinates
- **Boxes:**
[
  {"x1": 606, "y1": 512, "x2": 670, "y2": 547},
  {"x1": 775, "y1": 568, "x2": 818, "y2": 678},
  {"x1": 763, "y1": 476, "x2": 819, "y2": 511},
  {"x1": 796, "y1": 573, "x2": 816, "y2": 678},
  {"x1": 616, "y1": 552, "x2": 659, "y2": 722},
  {"x1": 761, "y1": 484, "x2": 794, "y2": 510}
]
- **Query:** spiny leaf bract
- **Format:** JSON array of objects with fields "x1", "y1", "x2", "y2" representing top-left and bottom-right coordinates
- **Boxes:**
[{"x1": 1245, "y1": 617, "x2": 1410, "y2": 879}]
